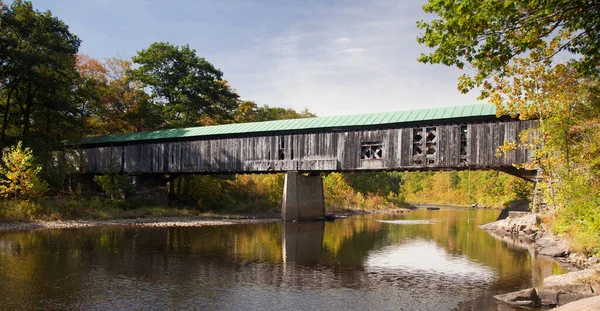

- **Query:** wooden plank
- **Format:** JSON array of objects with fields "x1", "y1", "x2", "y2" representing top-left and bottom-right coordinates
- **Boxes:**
[
  {"x1": 496, "y1": 122, "x2": 505, "y2": 166},
  {"x1": 438, "y1": 125, "x2": 447, "y2": 166},
  {"x1": 451, "y1": 124, "x2": 461, "y2": 167},
  {"x1": 401, "y1": 128, "x2": 411, "y2": 167}
]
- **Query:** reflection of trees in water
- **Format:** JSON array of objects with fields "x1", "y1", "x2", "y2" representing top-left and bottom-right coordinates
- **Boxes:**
[
  {"x1": 0, "y1": 210, "x2": 564, "y2": 309},
  {"x1": 322, "y1": 210, "x2": 562, "y2": 290}
]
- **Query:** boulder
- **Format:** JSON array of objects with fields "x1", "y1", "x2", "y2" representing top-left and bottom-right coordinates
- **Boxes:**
[
  {"x1": 508, "y1": 211, "x2": 530, "y2": 218},
  {"x1": 536, "y1": 235, "x2": 558, "y2": 248},
  {"x1": 494, "y1": 228, "x2": 507, "y2": 237},
  {"x1": 553, "y1": 295, "x2": 600, "y2": 311},
  {"x1": 480, "y1": 213, "x2": 540, "y2": 240},
  {"x1": 544, "y1": 269, "x2": 598, "y2": 286},
  {"x1": 512, "y1": 213, "x2": 538, "y2": 228},
  {"x1": 539, "y1": 246, "x2": 568, "y2": 257},
  {"x1": 559, "y1": 292, "x2": 594, "y2": 305},
  {"x1": 536, "y1": 233, "x2": 569, "y2": 257},
  {"x1": 535, "y1": 285, "x2": 593, "y2": 306},
  {"x1": 496, "y1": 284, "x2": 597, "y2": 308},
  {"x1": 535, "y1": 287, "x2": 559, "y2": 306},
  {"x1": 493, "y1": 288, "x2": 537, "y2": 307}
]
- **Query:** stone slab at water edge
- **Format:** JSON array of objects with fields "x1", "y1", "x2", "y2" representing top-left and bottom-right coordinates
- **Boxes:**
[
  {"x1": 479, "y1": 213, "x2": 570, "y2": 258},
  {"x1": 493, "y1": 284, "x2": 598, "y2": 308},
  {"x1": 493, "y1": 268, "x2": 600, "y2": 308}
]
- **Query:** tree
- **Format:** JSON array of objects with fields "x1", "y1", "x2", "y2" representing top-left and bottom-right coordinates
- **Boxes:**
[
  {"x1": 0, "y1": 141, "x2": 48, "y2": 199},
  {"x1": 93, "y1": 173, "x2": 134, "y2": 200},
  {"x1": 129, "y1": 42, "x2": 240, "y2": 128},
  {"x1": 417, "y1": 0, "x2": 600, "y2": 94},
  {"x1": 75, "y1": 55, "x2": 157, "y2": 135},
  {"x1": 255, "y1": 105, "x2": 316, "y2": 121},
  {"x1": 233, "y1": 101, "x2": 317, "y2": 123},
  {"x1": 0, "y1": 0, "x2": 80, "y2": 148},
  {"x1": 489, "y1": 43, "x2": 600, "y2": 246},
  {"x1": 419, "y1": 0, "x2": 600, "y2": 252}
]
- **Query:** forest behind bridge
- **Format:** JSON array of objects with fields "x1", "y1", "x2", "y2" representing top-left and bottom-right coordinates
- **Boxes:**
[{"x1": 0, "y1": 1, "x2": 597, "y2": 254}]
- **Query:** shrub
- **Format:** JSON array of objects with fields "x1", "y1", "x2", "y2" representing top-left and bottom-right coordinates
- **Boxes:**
[
  {"x1": 0, "y1": 200, "x2": 43, "y2": 220},
  {"x1": 93, "y1": 173, "x2": 134, "y2": 200},
  {"x1": 0, "y1": 142, "x2": 49, "y2": 199}
]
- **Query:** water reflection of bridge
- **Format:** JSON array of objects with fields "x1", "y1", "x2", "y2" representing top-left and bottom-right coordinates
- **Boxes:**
[
  {"x1": 62, "y1": 104, "x2": 536, "y2": 220},
  {"x1": 282, "y1": 222, "x2": 325, "y2": 264}
]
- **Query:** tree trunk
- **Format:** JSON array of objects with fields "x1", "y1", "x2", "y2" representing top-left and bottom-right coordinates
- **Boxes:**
[
  {"x1": 21, "y1": 85, "x2": 39, "y2": 139},
  {"x1": 177, "y1": 176, "x2": 184, "y2": 196},
  {"x1": 1, "y1": 83, "x2": 17, "y2": 148},
  {"x1": 22, "y1": 101, "x2": 32, "y2": 138}
]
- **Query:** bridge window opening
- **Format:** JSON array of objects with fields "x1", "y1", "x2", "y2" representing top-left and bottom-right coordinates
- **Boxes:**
[
  {"x1": 412, "y1": 128, "x2": 424, "y2": 165},
  {"x1": 413, "y1": 127, "x2": 437, "y2": 165},
  {"x1": 426, "y1": 127, "x2": 437, "y2": 165},
  {"x1": 361, "y1": 141, "x2": 383, "y2": 160},
  {"x1": 278, "y1": 136, "x2": 285, "y2": 160},
  {"x1": 460, "y1": 125, "x2": 468, "y2": 164}
]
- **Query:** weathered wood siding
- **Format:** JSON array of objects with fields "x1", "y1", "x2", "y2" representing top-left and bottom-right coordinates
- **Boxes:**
[
  {"x1": 80, "y1": 120, "x2": 536, "y2": 174},
  {"x1": 83, "y1": 146, "x2": 122, "y2": 173}
]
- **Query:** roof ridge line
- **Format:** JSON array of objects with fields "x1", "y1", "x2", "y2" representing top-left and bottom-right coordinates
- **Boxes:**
[{"x1": 71, "y1": 104, "x2": 496, "y2": 146}]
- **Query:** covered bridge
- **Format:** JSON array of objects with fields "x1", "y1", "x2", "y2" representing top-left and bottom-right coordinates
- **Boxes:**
[{"x1": 64, "y1": 104, "x2": 537, "y2": 220}]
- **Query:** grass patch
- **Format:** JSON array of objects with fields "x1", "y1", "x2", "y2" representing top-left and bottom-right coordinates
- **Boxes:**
[
  {"x1": 0, "y1": 197, "x2": 283, "y2": 222},
  {"x1": 553, "y1": 214, "x2": 600, "y2": 257},
  {"x1": 0, "y1": 198, "x2": 196, "y2": 221},
  {"x1": 575, "y1": 270, "x2": 600, "y2": 285}
]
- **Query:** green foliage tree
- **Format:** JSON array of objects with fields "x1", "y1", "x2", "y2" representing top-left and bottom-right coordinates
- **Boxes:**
[
  {"x1": 233, "y1": 101, "x2": 316, "y2": 123},
  {"x1": 417, "y1": 0, "x2": 600, "y2": 94},
  {"x1": 344, "y1": 172, "x2": 402, "y2": 196},
  {"x1": 93, "y1": 173, "x2": 134, "y2": 200},
  {"x1": 400, "y1": 171, "x2": 532, "y2": 207},
  {"x1": 418, "y1": 1, "x2": 600, "y2": 253},
  {"x1": 0, "y1": 0, "x2": 81, "y2": 148},
  {"x1": 255, "y1": 105, "x2": 316, "y2": 122},
  {"x1": 489, "y1": 43, "x2": 600, "y2": 253},
  {"x1": 0, "y1": 141, "x2": 48, "y2": 199},
  {"x1": 129, "y1": 42, "x2": 240, "y2": 128}
]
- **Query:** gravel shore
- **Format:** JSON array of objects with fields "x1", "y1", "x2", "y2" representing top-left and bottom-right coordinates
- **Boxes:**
[
  {"x1": 0, "y1": 216, "x2": 282, "y2": 232},
  {"x1": 0, "y1": 207, "x2": 413, "y2": 232}
]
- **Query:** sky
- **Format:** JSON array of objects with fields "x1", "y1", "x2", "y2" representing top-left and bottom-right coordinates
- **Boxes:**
[{"x1": 30, "y1": 0, "x2": 483, "y2": 116}]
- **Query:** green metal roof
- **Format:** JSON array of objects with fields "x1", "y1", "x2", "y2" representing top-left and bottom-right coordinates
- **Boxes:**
[{"x1": 74, "y1": 104, "x2": 497, "y2": 145}]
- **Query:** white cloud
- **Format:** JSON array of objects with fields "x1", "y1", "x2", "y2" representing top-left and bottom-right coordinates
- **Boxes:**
[
  {"x1": 33, "y1": 0, "x2": 484, "y2": 117},
  {"x1": 333, "y1": 37, "x2": 351, "y2": 44},
  {"x1": 213, "y1": 0, "x2": 485, "y2": 116},
  {"x1": 340, "y1": 48, "x2": 365, "y2": 54}
]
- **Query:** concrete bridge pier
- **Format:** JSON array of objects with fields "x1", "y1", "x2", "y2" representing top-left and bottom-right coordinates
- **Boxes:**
[{"x1": 281, "y1": 171, "x2": 325, "y2": 221}]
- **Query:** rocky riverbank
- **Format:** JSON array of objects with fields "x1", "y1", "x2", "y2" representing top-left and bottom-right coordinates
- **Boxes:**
[
  {"x1": 480, "y1": 212, "x2": 600, "y2": 308},
  {"x1": 479, "y1": 212, "x2": 599, "y2": 269}
]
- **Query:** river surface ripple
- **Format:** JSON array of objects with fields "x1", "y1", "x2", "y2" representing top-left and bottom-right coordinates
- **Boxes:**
[{"x1": 0, "y1": 208, "x2": 564, "y2": 310}]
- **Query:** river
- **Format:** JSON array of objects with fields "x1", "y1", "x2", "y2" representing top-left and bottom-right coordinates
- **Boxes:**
[{"x1": 0, "y1": 208, "x2": 565, "y2": 310}]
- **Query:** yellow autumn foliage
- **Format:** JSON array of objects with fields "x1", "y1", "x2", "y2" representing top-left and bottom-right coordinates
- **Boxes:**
[{"x1": 0, "y1": 142, "x2": 48, "y2": 199}]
